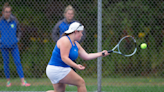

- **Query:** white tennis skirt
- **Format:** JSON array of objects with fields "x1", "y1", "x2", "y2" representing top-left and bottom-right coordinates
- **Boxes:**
[{"x1": 46, "y1": 65, "x2": 71, "y2": 84}]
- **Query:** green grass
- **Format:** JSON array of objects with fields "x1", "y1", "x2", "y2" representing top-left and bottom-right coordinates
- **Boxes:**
[{"x1": 0, "y1": 78, "x2": 164, "y2": 92}]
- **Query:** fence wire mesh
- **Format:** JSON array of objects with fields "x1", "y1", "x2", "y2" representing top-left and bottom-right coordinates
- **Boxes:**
[{"x1": 0, "y1": 0, "x2": 164, "y2": 92}]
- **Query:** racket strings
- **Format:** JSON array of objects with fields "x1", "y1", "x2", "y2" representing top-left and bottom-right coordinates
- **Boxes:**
[{"x1": 119, "y1": 37, "x2": 136, "y2": 55}]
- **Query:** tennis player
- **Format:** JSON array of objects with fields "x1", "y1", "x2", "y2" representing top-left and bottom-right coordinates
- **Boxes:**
[
  {"x1": 52, "y1": 5, "x2": 86, "y2": 74},
  {"x1": 0, "y1": 2, "x2": 30, "y2": 87},
  {"x1": 46, "y1": 22, "x2": 109, "y2": 92}
]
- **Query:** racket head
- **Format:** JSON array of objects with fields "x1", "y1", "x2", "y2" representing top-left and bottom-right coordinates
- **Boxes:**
[{"x1": 117, "y1": 35, "x2": 137, "y2": 57}]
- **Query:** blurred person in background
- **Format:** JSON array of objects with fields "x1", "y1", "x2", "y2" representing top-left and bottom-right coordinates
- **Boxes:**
[
  {"x1": 52, "y1": 5, "x2": 86, "y2": 73},
  {"x1": 46, "y1": 22, "x2": 110, "y2": 92},
  {"x1": 0, "y1": 2, "x2": 31, "y2": 87}
]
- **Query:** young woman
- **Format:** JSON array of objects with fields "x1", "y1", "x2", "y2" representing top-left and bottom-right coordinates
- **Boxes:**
[
  {"x1": 52, "y1": 5, "x2": 86, "y2": 73},
  {"x1": 52, "y1": 5, "x2": 86, "y2": 42},
  {"x1": 46, "y1": 22, "x2": 109, "y2": 92},
  {"x1": 0, "y1": 2, "x2": 30, "y2": 87}
]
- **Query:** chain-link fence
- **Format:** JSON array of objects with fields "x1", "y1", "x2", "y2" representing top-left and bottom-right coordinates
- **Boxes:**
[{"x1": 0, "y1": 0, "x2": 164, "y2": 92}]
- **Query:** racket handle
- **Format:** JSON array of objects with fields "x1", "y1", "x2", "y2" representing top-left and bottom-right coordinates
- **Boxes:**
[
  {"x1": 108, "y1": 50, "x2": 113, "y2": 53},
  {"x1": 102, "y1": 50, "x2": 113, "y2": 56}
]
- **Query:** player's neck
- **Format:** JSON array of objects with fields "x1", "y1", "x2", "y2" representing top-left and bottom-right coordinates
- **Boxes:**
[
  {"x1": 68, "y1": 34, "x2": 75, "y2": 45},
  {"x1": 66, "y1": 19, "x2": 72, "y2": 23}
]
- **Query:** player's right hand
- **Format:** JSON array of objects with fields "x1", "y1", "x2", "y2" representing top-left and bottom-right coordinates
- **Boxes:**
[{"x1": 102, "y1": 50, "x2": 110, "y2": 56}]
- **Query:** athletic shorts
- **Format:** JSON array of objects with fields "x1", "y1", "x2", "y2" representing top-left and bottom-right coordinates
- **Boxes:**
[{"x1": 46, "y1": 65, "x2": 71, "y2": 84}]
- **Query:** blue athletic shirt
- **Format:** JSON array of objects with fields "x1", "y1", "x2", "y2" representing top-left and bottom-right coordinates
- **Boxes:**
[
  {"x1": 48, "y1": 36, "x2": 79, "y2": 67},
  {"x1": 0, "y1": 16, "x2": 18, "y2": 48}
]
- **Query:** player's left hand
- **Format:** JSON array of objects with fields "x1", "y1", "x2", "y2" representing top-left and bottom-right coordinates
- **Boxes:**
[{"x1": 77, "y1": 64, "x2": 85, "y2": 70}]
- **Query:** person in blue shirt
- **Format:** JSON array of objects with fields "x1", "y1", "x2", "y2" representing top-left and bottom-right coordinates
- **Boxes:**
[
  {"x1": 51, "y1": 5, "x2": 86, "y2": 72},
  {"x1": 0, "y1": 2, "x2": 30, "y2": 87},
  {"x1": 52, "y1": 5, "x2": 86, "y2": 42},
  {"x1": 46, "y1": 22, "x2": 110, "y2": 92}
]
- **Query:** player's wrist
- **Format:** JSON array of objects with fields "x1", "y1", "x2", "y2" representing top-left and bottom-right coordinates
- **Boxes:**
[{"x1": 100, "y1": 52, "x2": 103, "y2": 57}]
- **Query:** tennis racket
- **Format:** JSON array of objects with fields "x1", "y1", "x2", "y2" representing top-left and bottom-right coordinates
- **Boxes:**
[{"x1": 102, "y1": 35, "x2": 137, "y2": 57}]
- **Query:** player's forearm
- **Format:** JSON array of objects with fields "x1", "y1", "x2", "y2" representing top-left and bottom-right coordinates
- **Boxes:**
[
  {"x1": 84, "y1": 52, "x2": 102, "y2": 60},
  {"x1": 62, "y1": 57, "x2": 78, "y2": 68}
]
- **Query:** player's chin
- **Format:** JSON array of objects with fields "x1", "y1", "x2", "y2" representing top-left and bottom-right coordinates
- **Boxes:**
[{"x1": 77, "y1": 38, "x2": 82, "y2": 41}]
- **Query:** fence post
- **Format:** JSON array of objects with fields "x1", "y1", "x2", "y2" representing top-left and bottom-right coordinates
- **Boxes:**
[{"x1": 97, "y1": 0, "x2": 102, "y2": 92}]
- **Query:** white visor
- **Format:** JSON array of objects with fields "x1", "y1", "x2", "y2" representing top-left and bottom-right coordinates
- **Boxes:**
[{"x1": 64, "y1": 22, "x2": 84, "y2": 34}]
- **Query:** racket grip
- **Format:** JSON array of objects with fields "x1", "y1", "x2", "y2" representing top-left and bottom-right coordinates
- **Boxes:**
[
  {"x1": 108, "y1": 50, "x2": 113, "y2": 53},
  {"x1": 102, "y1": 50, "x2": 113, "y2": 56}
]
